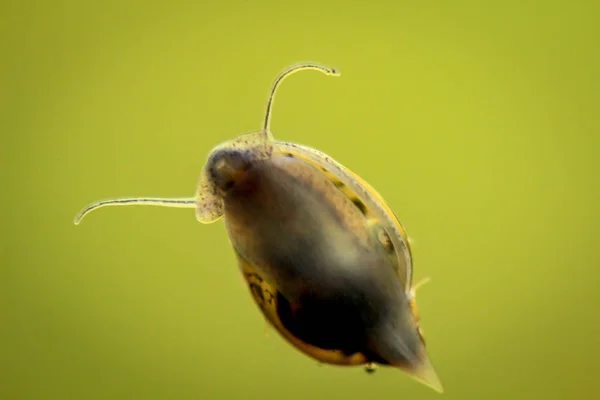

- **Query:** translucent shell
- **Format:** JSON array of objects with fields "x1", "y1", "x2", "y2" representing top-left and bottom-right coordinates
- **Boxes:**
[
  {"x1": 237, "y1": 252, "x2": 369, "y2": 366},
  {"x1": 195, "y1": 130, "x2": 414, "y2": 291},
  {"x1": 271, "y1": 141, "x2": 414, "y2": 292}
]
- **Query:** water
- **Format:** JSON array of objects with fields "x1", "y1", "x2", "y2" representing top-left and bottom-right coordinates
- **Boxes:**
[{"x1": 3, "y1": 1, "x2": 599, "y2": 399}]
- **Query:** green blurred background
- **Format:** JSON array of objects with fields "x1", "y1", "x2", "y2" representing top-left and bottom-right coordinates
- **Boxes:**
[{"x1": 2, "y1": 1, "x2": 599, "y2": 399}]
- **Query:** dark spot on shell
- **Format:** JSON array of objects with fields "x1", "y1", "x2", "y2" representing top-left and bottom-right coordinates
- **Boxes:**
[
  {"x1": 250, "y1": 283, "x2": 264, "y2": 303},
  {"x1": 245, "y1": 272, "x2": 264, "y2": 283},
  {"x1": 377, "y1": 229, "x2": 394, "y2": 254},
  {"x1": 351, "y1": 197, "x2": 368, "y2": 215},
  {"x1": 285, "y1": 153, "x2": 294, "y2": 158},
  {"x1": 333, "y1": 180, "x2": 345, "y2": 189}
]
